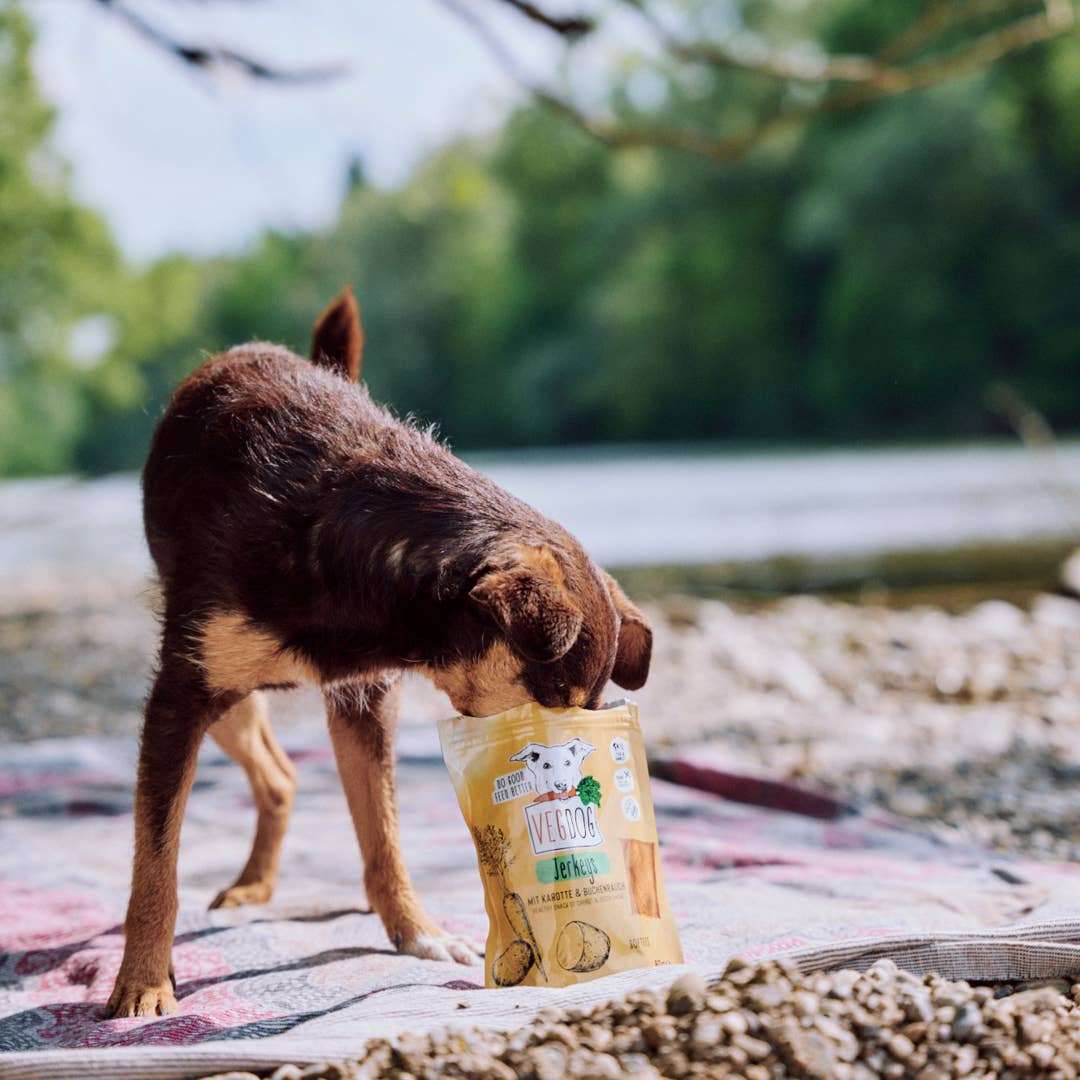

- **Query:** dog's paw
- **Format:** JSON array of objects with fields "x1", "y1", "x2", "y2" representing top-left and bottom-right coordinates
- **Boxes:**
[
  {"x1": 209, "y1": 881, "x2": 274, "y2": 910},
  {"x1": 106, "y1": 978, "x2": 178, "y2": 1019},
  {"x1": 398, "y1": 928, "x2": 483, "y2": 966}
]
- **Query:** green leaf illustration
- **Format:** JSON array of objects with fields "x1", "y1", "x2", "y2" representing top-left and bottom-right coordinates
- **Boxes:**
[{"x1": 578, "y1": 774, "x2": 602, "y2": 808}]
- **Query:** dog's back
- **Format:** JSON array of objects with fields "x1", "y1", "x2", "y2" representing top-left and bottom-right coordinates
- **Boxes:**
[
  {"x1": 143, "y1": 287, "x2": 371, "y2": 586},
  {"x1": 142, "y1": 326, "x2": 542, "y2": 657},
  {"x1": 145, "y1": 345, "x2": 351, "y2": 597}
]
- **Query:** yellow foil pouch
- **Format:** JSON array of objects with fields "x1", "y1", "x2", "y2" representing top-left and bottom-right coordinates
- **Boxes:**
[{"x1": 438, "y1": 700, "x2": 683, "y2": 988}]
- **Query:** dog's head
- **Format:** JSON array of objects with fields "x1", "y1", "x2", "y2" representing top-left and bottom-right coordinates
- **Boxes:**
[
  {"x1": 430, "y1": 542, "x2": 652, "y2": 717},
  {"x1": 510, "y1": 738, "x2": 595, "y2": 795}
]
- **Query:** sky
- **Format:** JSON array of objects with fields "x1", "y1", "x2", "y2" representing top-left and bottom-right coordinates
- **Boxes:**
[{"x1": 29, "y1": 0, "x2": 557, "y2": 261}]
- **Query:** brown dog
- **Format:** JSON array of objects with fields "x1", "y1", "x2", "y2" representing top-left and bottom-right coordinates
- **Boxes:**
[{"x1": 106, "y1": 288, "x2": 652, "y2": 1017}]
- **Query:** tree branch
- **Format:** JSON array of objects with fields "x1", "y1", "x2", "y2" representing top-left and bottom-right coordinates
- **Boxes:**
[
  {"x1": 880, "y1": 0, "x2": 1033, "y2": 63},
  {"x1": 490, "y1": 0, "x2": 594, "y2": 39},
  {"x1": 622, "y1": 0, "x2": 1069, "y2": 93},
  {"x1": 437, "y1": 0, "x2": 777, "y2": 162},
  {"x1": 92, "y1": 0, "x2": 348, "y2": 84},
  {"x1": 455, "y1": 0, "x2": 1074, "y2": 165},
  {"x1": 826, "y1": 0, "x2": 1074, "y2": 109},
  {"x1": 614, "y1": 0, "x2": 883, "y2": 84}
]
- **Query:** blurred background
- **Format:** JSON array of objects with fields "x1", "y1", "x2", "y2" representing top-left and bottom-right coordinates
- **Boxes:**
[{"x1": 3, "y1": 0, "x2": 1080, "y2": 857}]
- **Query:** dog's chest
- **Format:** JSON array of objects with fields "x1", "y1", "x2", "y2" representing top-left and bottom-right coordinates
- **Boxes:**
[{"x1": 198, "y1": 612, "x2": 320, "y2": 693}]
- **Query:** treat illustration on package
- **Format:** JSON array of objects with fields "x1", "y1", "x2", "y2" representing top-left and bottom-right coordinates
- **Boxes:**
[
  {"x1": 556, "y1": 919, "x2": 611, "y2": 973},
  {"x1": 440, "y1": 701, "x2": 683, "y2": 989}
]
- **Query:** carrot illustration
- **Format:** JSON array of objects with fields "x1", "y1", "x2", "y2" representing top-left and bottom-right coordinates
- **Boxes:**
[
  {"x1": 472, "y1": 824, "x2": 548, "y2": 982},
  {"x1": 503, "y1": 889, "x2": 546, "y2": 981}
]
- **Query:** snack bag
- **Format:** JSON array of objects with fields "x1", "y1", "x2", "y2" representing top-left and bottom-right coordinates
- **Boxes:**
[{"x1": 438, "y1": 700, "x2": 683, "y2": 988}]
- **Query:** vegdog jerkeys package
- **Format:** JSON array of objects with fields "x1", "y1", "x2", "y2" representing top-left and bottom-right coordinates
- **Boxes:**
[{"x1": 439, "y1": 701, "x2": 683, "y2": 988}]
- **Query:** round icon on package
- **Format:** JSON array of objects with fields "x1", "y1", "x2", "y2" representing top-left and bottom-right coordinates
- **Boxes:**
[
  {"x1": 614, "y1": 767, "x2": 634, "y2": 792},
  {"x1": 610, "y1": 737, "x2": 629, "y2": 764},
  {"x1": 621, "y1": 795, "x2": 641, "y2": 822}
]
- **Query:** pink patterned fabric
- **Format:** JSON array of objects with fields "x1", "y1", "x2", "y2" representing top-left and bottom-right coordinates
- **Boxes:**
[{"x1": 2, "y1": 730, "x2": 1078, "y2": 1077}]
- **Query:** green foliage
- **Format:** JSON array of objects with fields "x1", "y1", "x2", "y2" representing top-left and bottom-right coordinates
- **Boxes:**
[
  {"x1": 3, "y1": 0, "x2": 1080, "y2": 477},
  {"x1": 0, "y1": 1, "x2": 118, "y2": 473},
  {"x1": 577, "y1": 775, "x2": 602, "y2": 808}
]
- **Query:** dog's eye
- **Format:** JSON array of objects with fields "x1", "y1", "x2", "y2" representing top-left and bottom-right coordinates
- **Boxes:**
[
  {"x1": 564, "y1": 760, "x2": 571, "y2": 767},
  {"x1": 543, "y1": 762, "x2": 552, "y2": 769}
]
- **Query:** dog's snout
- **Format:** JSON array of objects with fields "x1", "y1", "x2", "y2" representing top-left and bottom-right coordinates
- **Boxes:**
[{"x1": 555, "y1": 781, "x2": 568, "y2": 792}]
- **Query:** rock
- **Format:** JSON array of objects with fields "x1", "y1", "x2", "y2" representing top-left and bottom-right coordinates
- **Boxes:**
[
  {"x1": 745, "y1": 982, "x2": 787, "y2": 1010},
  {"x1": 689, "y1": 1013, "x2": 721, "y2": 1051},
  {"x1": 1060, "y1": 548, "x2": 1080, "y2": 596},
  {"x1": 775, "y1": 1020, "x2": 839, "y2": 1078},
  {"x1": 720, "y1": 1010, "x2": 749, "y2": 1036},
  {"x1": 301, "y1": 1067, "x2": 346, "y2": 1080},
  {"x1": 952, "y1": 1044, "x2": 978, "y2": 1075},
  {"x1": 951, "y1": 1003, "x2": 985, "y2": 1042},
  {"x1": 887, "y1": 1033, "x2": 914, "y2": 1060},
  {"x1": 732, "y1": 1034, "x2": 771, "y2": 1062},
  {"x1": 869, "y1": 958, "x2": 899, "y2": 981},
  {"x1": 271, "y1": 1069, "x2": 304, "y2": 1080},
  {"x1": 666, "y1": 972, "x2": 707, "y2": 1015}
]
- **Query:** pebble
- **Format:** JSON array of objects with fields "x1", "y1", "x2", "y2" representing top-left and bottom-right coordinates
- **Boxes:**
[
  {"x1": 887, "y1": 1033, "x2": 914, "y2": 1059},
  {"x1": 951, "y1": 1003, "x2": 984, "y2": 1041},
  {"x1": 720, "y1": 1011, "x2": 748, "y2": 1036},
  {"x1": 665, "y1": 972, "x2": 706, "y2": 1016}
]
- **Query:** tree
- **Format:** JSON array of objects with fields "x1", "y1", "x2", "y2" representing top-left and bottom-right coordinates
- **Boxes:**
[{"x1": 0, "y1": 1, "x2": 126, "y2": 474}]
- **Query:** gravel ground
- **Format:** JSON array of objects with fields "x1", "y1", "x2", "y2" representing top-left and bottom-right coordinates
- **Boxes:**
[
  {"x1": 633, "y1": 592, "x2": 1080, "y2": 862},
  {"x1": 199, "y1": 960, "x2": 1080, "y2": 1079}
]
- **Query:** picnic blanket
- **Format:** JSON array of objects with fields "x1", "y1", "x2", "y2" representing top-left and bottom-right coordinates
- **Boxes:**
[{"x1": 4, "y1": 726, "x2": 1080, "y2": 1080}]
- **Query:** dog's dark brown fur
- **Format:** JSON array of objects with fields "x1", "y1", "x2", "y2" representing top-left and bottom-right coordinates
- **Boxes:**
[{"x1": 106, "y1": 289, "x2": 652, "y2": 1017}]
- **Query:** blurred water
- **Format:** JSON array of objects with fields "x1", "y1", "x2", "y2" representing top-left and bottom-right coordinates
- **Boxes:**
[
  {"x1": 474, "y1": 441, "x2": 1079, "y2": 564},
  {"x1": 1, "y1": 442, "x2": 1077, "y2": 605}
]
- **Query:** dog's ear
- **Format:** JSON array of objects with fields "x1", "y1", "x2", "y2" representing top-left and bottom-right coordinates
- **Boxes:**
[
  {"x1": 510, "y1": 744, "x2": 545, "y2": 764},
  {"x1": 311, "y1": 285, "x2": 363, "y2": 381},
  {"x1": 603, "y1": 572, "x2": 652, "y2": 691},
  {"x1": 471, "y1": 546, "x2": 583, "y2": 663},
  {"x1": 567, "y1": 738, "x2": 595, "y2": 759}
]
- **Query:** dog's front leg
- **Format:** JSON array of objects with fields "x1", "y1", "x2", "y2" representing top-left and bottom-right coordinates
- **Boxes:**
[
  {"x1": 325, "y1": 679, "x2": 480, "y2": 965},
  {"x1": 107, "y1": 647, "x2": 226, "y2": 1018}
]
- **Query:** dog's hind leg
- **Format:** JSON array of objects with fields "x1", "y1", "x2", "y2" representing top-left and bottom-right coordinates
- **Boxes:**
[
  {"x1": 325, "y1": 678, "x2": 481, "y2": 965},
  {"x1": 208, "y1": 690, "x2": 296, "y2": 909},
  {"x1": 107, "y1": 644, "x2": 229, "y2": 1018}
]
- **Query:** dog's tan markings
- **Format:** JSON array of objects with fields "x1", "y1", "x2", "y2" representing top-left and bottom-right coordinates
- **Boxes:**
[
  {"x1": 110, "y1": 793, "x2": 192, "y2": 1016},
  {"x1": 426, "y1": 641, "x2": 530, "y2": 717},
  {"x1": 518, "y1": 543, "x2": 567, "y2": 585},
  {"x1": 208, "y1": 691, "x2": 296, "y2": 909},
  {"x1": 326, "y1": 680, "x2": 480, "y2": 964},
  {"x1": 199, "y1": 612, "x2": 319, "y2": 693}
]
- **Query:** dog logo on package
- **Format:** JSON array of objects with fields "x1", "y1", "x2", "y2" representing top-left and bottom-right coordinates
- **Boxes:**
[{"x1": 505, "y1": 739, "x2": 604, "y2": 855}]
